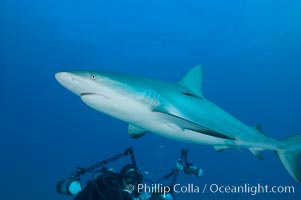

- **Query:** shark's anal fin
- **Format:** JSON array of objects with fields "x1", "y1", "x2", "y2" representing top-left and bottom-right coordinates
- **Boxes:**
[
  {"x1": 249, "y1": 148, "x2": 264, "y2": 160},
  {"x1": 249, "y1": 124, "x2": 265, "y2": 159},
  {"x1": 128, "y1": 124, "x2": 147, "y2": 139},
  {"x1": 178, "y1": 65, "x2": 204, "y2": 98}
]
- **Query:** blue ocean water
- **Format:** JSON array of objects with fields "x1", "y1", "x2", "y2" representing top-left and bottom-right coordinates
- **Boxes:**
[{"x1": 1, "y1": 0, "x2": 301, "y2": 199}]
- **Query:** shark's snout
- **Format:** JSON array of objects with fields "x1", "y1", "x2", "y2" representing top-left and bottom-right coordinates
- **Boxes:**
[
  {"x1": 55, "y1": 72, "x2": 84, "y2": 96},
  {"x1": 55, "y1": 72, "x2": 74, "y2": 86}
]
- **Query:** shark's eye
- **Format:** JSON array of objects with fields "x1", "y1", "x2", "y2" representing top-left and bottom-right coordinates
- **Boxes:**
[{"x1": 90, "y1": 74, "x2": 97, "y2": 80}]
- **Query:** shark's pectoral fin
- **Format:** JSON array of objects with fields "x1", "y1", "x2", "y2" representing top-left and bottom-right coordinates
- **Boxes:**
[
  {"x1": 249, "y1": 148, "x2": 264, "y2": 160},
  {"x1": 128, "y1": 124, "x2": 147, "y2": 139},
  {"x1": 178, "y1": 65, "x2": 204, "y2": 98},
  {"x1": 153, "y1": 107, "x2": 234, "y2": 140}
]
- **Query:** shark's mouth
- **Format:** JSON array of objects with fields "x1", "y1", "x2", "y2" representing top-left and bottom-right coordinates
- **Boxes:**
[
  {"x1": 80, "y1": 93, "x2": 110, "y2": 99},
  {"x1": 81, "y1": 92, "x2": 96, "y2": 96}
]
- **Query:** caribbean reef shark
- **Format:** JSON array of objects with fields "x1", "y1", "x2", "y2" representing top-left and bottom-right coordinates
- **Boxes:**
[{"x1": 55, "y1": 66, "x2": 301, "y2": 183}]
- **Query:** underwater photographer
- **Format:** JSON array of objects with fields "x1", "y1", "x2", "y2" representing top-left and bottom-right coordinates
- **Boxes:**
[{"x1": 56, "y1": 147, "x2": 202, "y2": 200}]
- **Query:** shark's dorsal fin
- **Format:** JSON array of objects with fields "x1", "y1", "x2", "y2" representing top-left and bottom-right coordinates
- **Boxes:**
[
  {"x1": 128, "y1": 124, "x2": 147, "y2": 139},
  {"x1": 178, "y1": 65, "x2": 204, "y2": 98},
  {"x1": 252, "y1": 124, "x2": 267, "y2": 136}
]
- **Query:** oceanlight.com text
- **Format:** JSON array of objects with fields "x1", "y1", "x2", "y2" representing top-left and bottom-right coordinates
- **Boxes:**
[{"x1": 206, "y1": 183, "x2": 295, "y2": 196}]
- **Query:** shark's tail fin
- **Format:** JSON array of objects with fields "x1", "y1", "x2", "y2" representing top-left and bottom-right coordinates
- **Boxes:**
[{"x1": 276, "y1": 134, "x2": 301, "y2": 183}]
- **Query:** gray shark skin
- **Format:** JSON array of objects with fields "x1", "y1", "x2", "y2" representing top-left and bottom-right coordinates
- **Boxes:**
[{"x1": 55, "y1": 66, "x2": 301, "y2": 184}]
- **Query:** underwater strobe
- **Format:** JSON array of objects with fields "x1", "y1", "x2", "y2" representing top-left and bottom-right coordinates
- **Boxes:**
[{"x1": 56, "y1": 177, "x2": 82, "y2": 196}]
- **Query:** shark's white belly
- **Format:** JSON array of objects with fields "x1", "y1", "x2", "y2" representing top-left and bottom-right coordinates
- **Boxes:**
[{"x1": 81, "y1": 94, "x2": 227, "y2": 145}]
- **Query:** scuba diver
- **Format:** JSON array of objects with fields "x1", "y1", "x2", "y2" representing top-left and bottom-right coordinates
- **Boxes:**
[{"x1": 56, "y1": 147, "x2": 202, "y2": 200}]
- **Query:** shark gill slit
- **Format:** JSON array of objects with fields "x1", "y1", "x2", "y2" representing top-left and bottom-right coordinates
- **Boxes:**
[{"x1": 145, "y1": 90, "x2": 160, "y2": 107}]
